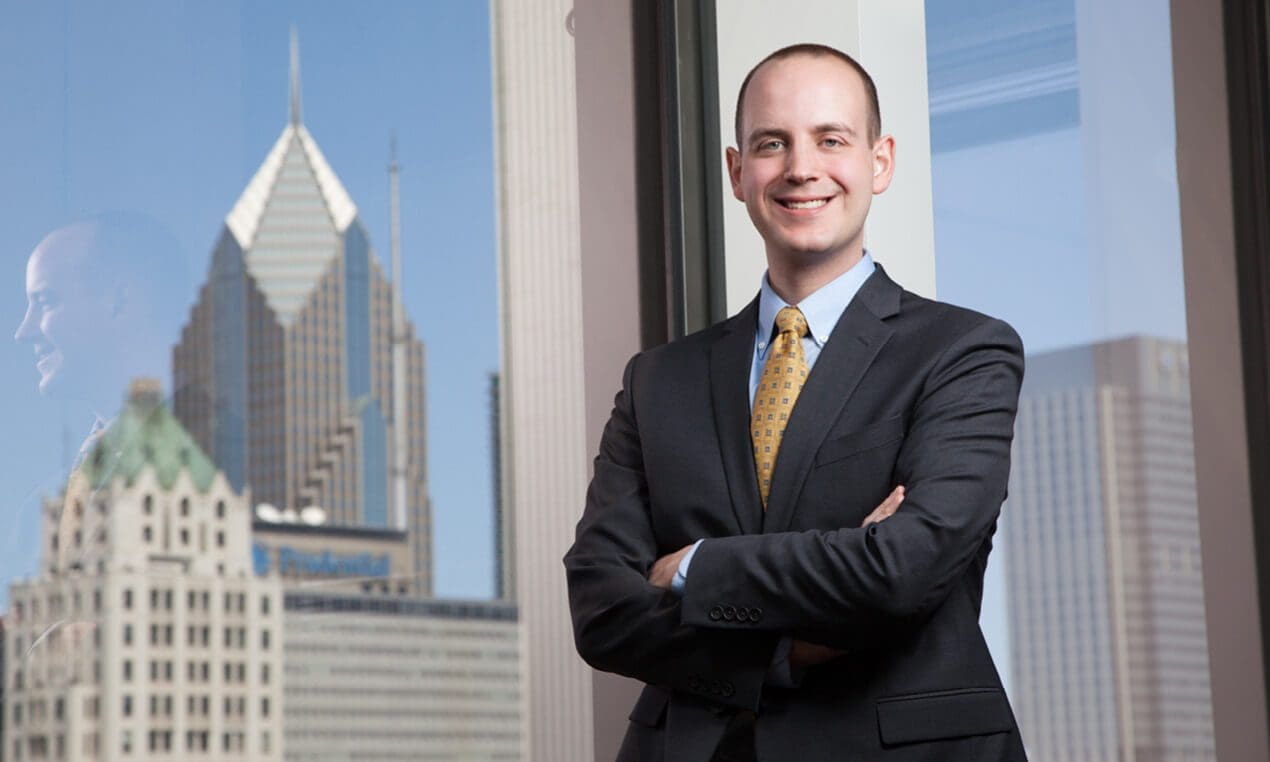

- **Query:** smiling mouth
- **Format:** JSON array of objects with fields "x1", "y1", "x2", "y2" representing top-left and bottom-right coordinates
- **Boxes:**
[{"x1": 778, "y1": 198, "x2": 830, "y2": 210}]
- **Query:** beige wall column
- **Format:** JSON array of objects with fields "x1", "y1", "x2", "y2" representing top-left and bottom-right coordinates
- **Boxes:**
[
  {"x1": 1171, "y1": 0, "x2": 1270, "y2": 759},
  {"x1": 714, "y1": 0, "x2": 936, "y2": 310},
  {"x1": 572, "y1": 0, "x2": 649, "y2": 758},
  {"x1": 492, "y1": 1, "x2": 591, "y2": 760}
]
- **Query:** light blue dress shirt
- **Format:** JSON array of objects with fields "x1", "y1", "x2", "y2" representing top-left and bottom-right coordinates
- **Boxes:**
[{"x1": 671, "y1": 251, "x2": 876, "y2": 593}]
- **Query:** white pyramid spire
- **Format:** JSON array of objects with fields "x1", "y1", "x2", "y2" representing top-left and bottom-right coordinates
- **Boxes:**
[{"x1": 221, "y1": 28, "x2": 358, "y2": 324}]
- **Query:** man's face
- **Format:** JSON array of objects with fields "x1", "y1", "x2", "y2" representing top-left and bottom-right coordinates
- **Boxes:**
[
  {"x1": 14, "y1": 228, "x2": 117, "y2": 399},
  {"x1": 727, "y1": 55, "x2": 894, "y2": 271}
]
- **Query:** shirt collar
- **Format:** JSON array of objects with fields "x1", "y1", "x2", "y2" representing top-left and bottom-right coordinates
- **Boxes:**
[{"x1": 757, "y1": 251, "x2": 876, "y2": 347}]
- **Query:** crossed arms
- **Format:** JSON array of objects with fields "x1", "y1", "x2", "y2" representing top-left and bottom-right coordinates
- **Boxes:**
[{"x1": 563, "y1": 318, "x2": 1024, "y2": 711}]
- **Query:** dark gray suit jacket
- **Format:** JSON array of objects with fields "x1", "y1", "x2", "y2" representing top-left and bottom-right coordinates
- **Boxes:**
[{"x1": 565, "y1": 266, "x2": 1028, "y2": 761}]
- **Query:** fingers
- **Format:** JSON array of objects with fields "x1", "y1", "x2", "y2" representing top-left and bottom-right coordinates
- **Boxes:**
[
  {"x1": 647, "y1": 556, "x2": 674, "y2": 589},
  {"x1": 789, "y1": 639, "x2": 848, "y2": 668},
  {"x1": 647, "y1": 544, "x2": 695, "y2": 590},
  {"x1": 861, "y1": 485, "x2": 905, "y2": 527}
]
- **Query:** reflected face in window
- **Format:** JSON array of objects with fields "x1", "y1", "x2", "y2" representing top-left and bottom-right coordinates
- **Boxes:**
[
  {"x1": 14, "y1": 225, "x2": 120, "y2": 400},
  {"x1": 727, "y1": 54, "x2": 894, "y2": 271}
]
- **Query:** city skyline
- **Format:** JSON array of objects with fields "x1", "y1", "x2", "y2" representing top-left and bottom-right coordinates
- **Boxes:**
[
  {"x1": 4, "y1": 379, "x2": 523, "y2": 760},
  {"x1": 0, "y1": 2, "x2": 500, "y2": 601}
]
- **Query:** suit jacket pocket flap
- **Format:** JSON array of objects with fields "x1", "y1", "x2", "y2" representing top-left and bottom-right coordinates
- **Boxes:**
[
  {"x1": 628, "y1": 686, "x2": 670, "y2": 728},
  {"x1": 815, "y1": 416, "x2": 905, "y2": 467},
  {"x1": 876, "y1": 687, "x2": 1013, "y2": 745}
]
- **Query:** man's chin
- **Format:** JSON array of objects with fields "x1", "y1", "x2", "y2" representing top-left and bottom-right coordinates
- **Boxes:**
[
  {"x1": 37, "y1": 372, "x2": 61, "y2": 398},
  {"x1": 36, "y1": 366, "x2": 79, "y2": 402}
]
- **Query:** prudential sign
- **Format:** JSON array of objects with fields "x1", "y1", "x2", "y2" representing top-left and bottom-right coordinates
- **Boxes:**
[{"x1": 252, "y1": 542, "x2": 390, "y2": 579}]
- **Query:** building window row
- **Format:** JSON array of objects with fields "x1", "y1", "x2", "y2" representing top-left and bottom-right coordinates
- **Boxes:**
[
  {"x1": 149, "y1": 659, "x2": 174, "y2": 682},
  {"x1": 187, "y1": 625, "x2": 212, "y2": 647},
  {"x1": 149, "y1": 694, "x2": 174, "y2": 718},
  {"x1": 187, "y1": 659, "x2": 212, "y2": 682},
  {"x1": 223, "y1": 661, "x2": 248, "y2": 683},
  {"x1": 151, "y1": 623, "x2": 174, "y2": 646},
  {"x1": 148, "y1": 729, "x2": 173, "y2": 753}
]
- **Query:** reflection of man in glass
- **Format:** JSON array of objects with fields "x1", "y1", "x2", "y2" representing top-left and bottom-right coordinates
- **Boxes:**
[
  {"x1": 7, "y1": 213, "x2": 186, "y2": 685},
  {"x1": 14, "y1": 213, "x2": 184, "y2": 458}
]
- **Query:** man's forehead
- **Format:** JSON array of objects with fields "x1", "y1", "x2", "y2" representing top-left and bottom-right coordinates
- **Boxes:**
[
  {"x1": 752, "y1": 55, "x2": 864, "y2": 98},
  {"x1": 742, "y1": 55, "x2": 868, "y2": 122},
  {"x1": 28, "y1": 227, "x2": 96, "y2": 285}
]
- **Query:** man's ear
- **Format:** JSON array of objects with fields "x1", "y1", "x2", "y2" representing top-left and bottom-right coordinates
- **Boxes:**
[
  {"x1": 726, "y1": 147, "x2": 746, "y2": 201},
  {"x1": 871, "y1": 135, "x2": 896, "y2": 195}
]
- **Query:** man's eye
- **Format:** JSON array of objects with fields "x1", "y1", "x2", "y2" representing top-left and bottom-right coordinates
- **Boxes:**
[
  {"x1": 758, "y1": 139, "x2": 784, "y2": 151},
  {"x1": 822, "y1": 137, "x2": 843, "y2": 147}
]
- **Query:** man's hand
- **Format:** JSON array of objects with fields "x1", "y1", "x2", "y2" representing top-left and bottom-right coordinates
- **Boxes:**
[
  {"x1": 789, "y1": 639, "x2": 846, "y2": 670},
  {"x1": 790, "y1": 485, "x2": 906, "y2": 669},
  {"x1": 861, "y1": 485, "x2": 904, "y2": 527},
  {"x1": 648, "y1": 543, "x2": 695, "y2": 590}
]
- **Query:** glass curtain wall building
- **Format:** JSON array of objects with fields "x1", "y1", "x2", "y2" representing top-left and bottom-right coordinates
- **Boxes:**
[{"x1": 171, "y1": 39, "x2": 432, "y2": 594}]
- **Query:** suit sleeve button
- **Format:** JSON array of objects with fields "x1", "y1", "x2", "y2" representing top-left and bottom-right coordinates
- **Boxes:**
[
  {"x1": 735, "y1": 608, "x2": 749, "y2": 623},
  {"x1": 751, "y1": 608, "x2": 762, "y2": 623},
  {"x1": 723, "y1": 606, "x2": 736, "y2": 622},
  {"x1": 722, "y1": 683, "x2": 735, "y2": 697},
  {"x1": 708, "y1": 606, "x2": 723, "y2": 621}
]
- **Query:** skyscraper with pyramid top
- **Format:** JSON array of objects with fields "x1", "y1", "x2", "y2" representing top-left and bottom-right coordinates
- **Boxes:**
[{"x1": 173, "y1": 33, "x2": 431, "y2": 594}]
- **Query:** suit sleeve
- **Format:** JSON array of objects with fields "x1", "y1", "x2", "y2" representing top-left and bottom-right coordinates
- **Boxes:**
[
  {"x1": 679, "y1": 318, "x2": 1024, "y2": 639},
  {"x1": 564, "y1": 354, "x2": 778, "y2": 712}
]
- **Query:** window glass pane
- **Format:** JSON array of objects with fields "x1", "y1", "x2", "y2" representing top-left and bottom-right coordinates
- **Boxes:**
[
  {"x1": 927, "y1": 1, "x2": 1214, "y2": 759},
  {"x1": 0, "y1": 2, "x2": 520, "y2": 758}
]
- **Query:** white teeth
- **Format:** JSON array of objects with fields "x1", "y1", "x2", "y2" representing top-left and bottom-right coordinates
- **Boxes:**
[{"x1": 785, "y1": 199, "x2": 827, "y2": 209}]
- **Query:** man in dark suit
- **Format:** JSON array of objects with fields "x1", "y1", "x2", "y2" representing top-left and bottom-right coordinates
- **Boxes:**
[{"x1": 565, "y1": 43, "x2": 1027, "y2": 761}]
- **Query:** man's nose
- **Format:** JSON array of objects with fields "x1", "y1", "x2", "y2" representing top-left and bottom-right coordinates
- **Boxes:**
[
  {"x1": 15, "y1": 306, "x2": 37, "y2": 343},
  {"x1": 783, "y1": 143, "x2": 820, "y2": 183}
]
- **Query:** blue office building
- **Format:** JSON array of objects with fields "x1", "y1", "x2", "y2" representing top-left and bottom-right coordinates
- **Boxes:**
[{"x1": 172, "y1": 36, "x2": 431, "y2": 593}]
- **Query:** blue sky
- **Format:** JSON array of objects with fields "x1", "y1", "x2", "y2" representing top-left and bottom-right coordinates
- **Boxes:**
[{"x1": 0, "y1": 0, "x2": 500, "y2": 599}]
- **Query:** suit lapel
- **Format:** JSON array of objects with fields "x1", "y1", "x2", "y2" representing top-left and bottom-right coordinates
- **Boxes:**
[
  {"x1": 709, "y1": 297, "x2": 764, "y2": 536},
  {"x1": 762, "y1": 267, "x2": 902, "y2": 534}
]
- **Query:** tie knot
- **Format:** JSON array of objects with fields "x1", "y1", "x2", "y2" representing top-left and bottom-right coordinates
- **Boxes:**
[{"x1": 775, "y1": 306, "x2": 808, "y2": 338}]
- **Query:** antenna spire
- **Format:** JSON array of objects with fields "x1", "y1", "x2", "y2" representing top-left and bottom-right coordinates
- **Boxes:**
[
  {"x1": 389, "y1": 133, "x2": 408, "y2": 531},
  {"x1": 289, "y1": 26, "x2": 303, "y2": 125}
]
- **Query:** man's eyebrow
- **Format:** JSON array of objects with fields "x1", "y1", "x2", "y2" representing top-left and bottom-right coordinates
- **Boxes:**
[
  {"x1": 746, "y1": 127, "x2": 789, "y2": 145},
  {"x1": 746, "y1": 123, "x2": 859, "y2": 145},
  {"x1": 814, "y1": 122, "x2": 857, "y2": 137}
]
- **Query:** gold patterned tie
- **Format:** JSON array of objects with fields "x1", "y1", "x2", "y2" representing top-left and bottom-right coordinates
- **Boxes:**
[{"x1": 751, "y1": 306, "x2": 809, "y2": 509}]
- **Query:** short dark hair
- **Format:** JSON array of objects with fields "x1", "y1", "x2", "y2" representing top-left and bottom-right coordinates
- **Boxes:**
[{"x1": 733, "y1": 43, "x2": 881, "y2": 148}]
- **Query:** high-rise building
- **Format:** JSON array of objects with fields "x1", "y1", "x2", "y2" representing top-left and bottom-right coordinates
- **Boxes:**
[
  {"x1": 1005, "y1": 337, "x2": 1215, "y2": 761},
  {"x1": 280, "y1": 594, "x2": 521, "y2": 761},
  {"x1": 172, "y1": 34, "x2": 430, "y2": 593},
  {"x1": 491, "y1": 1, "x2": 590, "y2": 758},
  {"x1": 3, "y1": 380, "x2": 285, "y2": 761}
]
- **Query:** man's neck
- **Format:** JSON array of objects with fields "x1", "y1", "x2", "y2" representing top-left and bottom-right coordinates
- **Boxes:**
[{"x1": 766, "y1": 248, "x2": 864, "y2": 305}]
